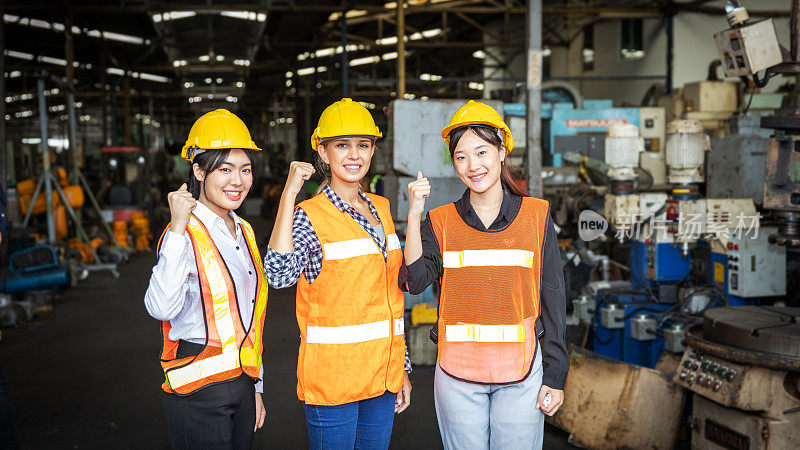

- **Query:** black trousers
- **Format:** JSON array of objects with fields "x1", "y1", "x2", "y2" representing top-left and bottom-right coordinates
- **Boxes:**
[{"x1": 162, "y1": 341, "x2": 256, "y2": 450}]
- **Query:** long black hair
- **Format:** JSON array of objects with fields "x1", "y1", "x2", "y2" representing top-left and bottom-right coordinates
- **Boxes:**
[
  {"x1": 186, "y1": 148, "x2": 255, "y2": 199},
  {"x1": 446, "y1": 124, "x2": 528, "y2": 197}
]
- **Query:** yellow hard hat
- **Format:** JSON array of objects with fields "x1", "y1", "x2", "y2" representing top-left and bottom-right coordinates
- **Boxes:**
[
  {"x1": 441, "y1": 100, "x2": 513, "y2": 154},
  {"x1": 311, "y1": 98, "x2": 382, "y2": 150},
  {"x1": 181, "y1": 109, "x2": 261, "y2": 161}
]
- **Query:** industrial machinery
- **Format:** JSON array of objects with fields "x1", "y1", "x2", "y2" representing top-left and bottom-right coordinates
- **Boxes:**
[
  {"x1": 713, "y1": 0, "x2": 800, "y2": 247},
  {"x1": 675, "y1": 306, "x2": 800, "y2": 449}
]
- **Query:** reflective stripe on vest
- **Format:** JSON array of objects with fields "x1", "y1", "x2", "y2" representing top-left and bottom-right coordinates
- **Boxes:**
[
  {"x1": 445, "y1": 323, "x2": 524, "y2": 343},
  {"x1": 307, "y1": 318, "x2": 404, "y2": 344},
  {"x1": 323, "y1": 233, "x2": 401, "y2": 260},
  {"x1": 166, "y1": 347, "x2": 261, "y2": 389},
  {"x1": 442, "y1": 249, "x2": 535, "y2": 269}
]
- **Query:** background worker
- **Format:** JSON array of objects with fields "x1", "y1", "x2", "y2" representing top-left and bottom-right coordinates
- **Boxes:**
[
  {"x1": 144, "y1": 109, "x2": 268, "y2": 449},
  {"x1": 265, "y1": 98, "x2": 412, "y2": 449},
  {"x1": 402, "y1": 101, "x2": 569, "y2": 449}
]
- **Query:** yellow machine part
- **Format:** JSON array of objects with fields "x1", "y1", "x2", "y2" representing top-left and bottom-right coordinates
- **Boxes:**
[
  {"x1": 54, "y1": 205, "x2": 67, "y2": 241},
  {"x1": 113, "y1": 221, "x2": 129, "y2": 248},
  {"x1": 131, "y1": 217, "x2": 152, "y2": 251},
  {"x1": 411, "y1": 302, "x2": 438, "y2": 326},
  {"x1": 19, "y1": 185, "x2": 84, "y2": 215},
  {"x1": 68, "y1": 238, "x2": 94, "y2": 264}
]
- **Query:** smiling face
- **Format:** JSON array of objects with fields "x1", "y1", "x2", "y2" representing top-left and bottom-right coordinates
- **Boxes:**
[
  {"x1": 317, "y1": 136, "x2": 375, "y2": 184},
  {"x1": 194, "y1": 148, "x2": 253, "y2": 214},
  {"x1": 452, "y1": 129, "x2": 505, "y2": 194}
]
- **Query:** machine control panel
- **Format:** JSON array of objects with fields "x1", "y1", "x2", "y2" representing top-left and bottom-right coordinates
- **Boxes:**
[
  {"x1": 727, "y1": 227, "x2": 786, "y2": 297},
  {"x1": 674, "y1": 347, "x2": 745, "y2": 406}
]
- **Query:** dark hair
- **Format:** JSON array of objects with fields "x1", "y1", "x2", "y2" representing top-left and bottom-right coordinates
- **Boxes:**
[
  {"x1": 446, "y1": 124, "x2": 528, "y2": 197},
  {"x1": 186, "y1": 148, "x2": 255, "y2": 199}
]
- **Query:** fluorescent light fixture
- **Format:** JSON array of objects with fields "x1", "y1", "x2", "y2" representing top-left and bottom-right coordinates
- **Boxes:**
[
  {"x1": 100, "y1": 31, "x2": 144, "y2": 45},
  {"x1": 358, "y1": 102, "x2": 376, "y2": 110},
  {"x1": 473, "y1": 50, "x2": 486, "y2": 59},
  {"x1": 138, "y1": 73, "x2": 170, "y2": 83},
  {"x1": 226, "y1": 96, "x2": 239, "y2": 103},
  {"x1": 421, "y1": 29, "x2": 442, "y2": 38},
  {"x1": 6, "y1": 71, "x2": 22, "y2": 78},
  {"x1": 48, "y1": 104, "x2": 65, "y2": 112},
  {"x1": 315, "y1": 48, "x2": 336, "y2": 58},
  {"x1": 39, "y1": 55, "x2": 67, "y2": 66},
  {"x1": 220, "y1": 11, "x2": 266, "y2": 22},
  {"x1": 285, "y1": 71, "x2": 293, "y2": 78},
  {"x1": 297, "y1": 52, "x2": 310, "y2": 61},
  {"x1": 382, "y1": 52, "x2": 398, "y2": 60},
  {"x1": 350, "y1": 56, "x2": 380, "y2": 66},
  {"x1": 420, "y1": 73, "x2": 442, "y2": 81},
  {"x1": 468, "y1": 82, "x2": 485, "y2": 90},
  {"x1": 233, "y1": 59, "x2": 251, "y2": 66},
  {"x1": 216, "y1": 55, "x2": 224, "y2": 61},
  {"x1": 106, "y1": 67, "x2": 170, "y2": 83},
  {"x1": 317, "y1": 66, "x2": 328, "y2": 73},
  {"x1": 21, "y1": 138, "x2": 40, "y2": 144},
  {"x1": 376, "y1": 36, "x2": 397, "y2": 45},
  {"x1": 199, "y1": 55, "x2": 210, "y2": 62},
  {"x1": 15, "y1": 110, "x2": 34, "y2": 118},
  {"x1": 403, "y1": 93, "x2": 416, "y2": 99},
  {"x1": 205, "y1": 78, "x2": 212, "y2": 83},
  {"x1": 5, "y1": 50, "x2": 33, "y2": 60},
  {"x1": 297, "y1": 67, "x2": 315, "y2": 76},
  {"x1": 5, "y1": 15, "x2": 146, "y2": 45},
  {"x1": 543, "y1": 47, "x2": 552, "y2": 57},
  {"x1": 216, "y1": 78, "x2": 222, "y2": 83},
  {"x1": 173, "y1": 60, "x2": 187, "y2": 67},
  {"x1": 152, "y1": 11, "x2": 196, "y2": 23},
  {"x1": 287, "y1": 118, "x2": 294, "y2": 123},
  {"x1": 235, "y1": 81, "x2": 245, "y2": 88},
  {"x1": 20, "y1": 93, "x2": 34, "y2": 100}
]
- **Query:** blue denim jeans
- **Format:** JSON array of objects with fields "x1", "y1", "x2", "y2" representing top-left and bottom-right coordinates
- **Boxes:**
[
  {"x1": 303, "y1": 391, "x2": 396, "y2": 450},
  {"x1": 434, "y1": 346, "x2": 544, "y2": 450}
]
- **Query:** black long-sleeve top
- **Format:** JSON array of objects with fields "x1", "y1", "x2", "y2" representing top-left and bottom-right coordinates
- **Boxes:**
[{"x1": 399, "y1": 184, "x2": 570, "y2": 390}]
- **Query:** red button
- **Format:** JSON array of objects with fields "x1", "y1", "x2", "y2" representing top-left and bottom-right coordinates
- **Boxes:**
[
  {"x1": 734, "y1": 245, "x2": 739, "y2": 250},
  {"x1": 727, "y1": 242, "x2": 733, "y2": 250}
]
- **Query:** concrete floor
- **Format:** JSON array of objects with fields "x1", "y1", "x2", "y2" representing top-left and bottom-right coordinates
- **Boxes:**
[{"x1": 0, "y1": 241, "x2": 576, "y2": 448}]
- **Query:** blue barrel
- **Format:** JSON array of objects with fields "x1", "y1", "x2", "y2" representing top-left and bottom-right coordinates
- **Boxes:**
[{"x1": 3, "y1": 266, "x2": 71, "y2": 294}]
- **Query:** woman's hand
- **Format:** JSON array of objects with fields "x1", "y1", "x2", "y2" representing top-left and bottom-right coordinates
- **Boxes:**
[
  {"x1": 167, "y1": 183, "x2": 197, "y2": 235},
  {"x1": 283, "y1": 161, "x2": 316, "y2": 199},
  {"x1": 407, "y1": 171, "x2": 430, "y2": 220},
  {"x1": 254, "y1": 392, "x2": 266, "y2": 431},
  {"x1": 395, "y1": 372, "x2": 412, "y2": 413},
  {"x1": 536, "y1": 385, "x2": 564, "y2": 416}
]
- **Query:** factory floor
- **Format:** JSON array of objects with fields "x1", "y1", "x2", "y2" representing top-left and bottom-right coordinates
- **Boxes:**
[{"x1": 0, "y1": 220, "x2": 576, "y2": 449}]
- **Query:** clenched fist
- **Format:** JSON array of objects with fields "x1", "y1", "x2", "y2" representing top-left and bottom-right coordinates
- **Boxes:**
[
  {"x1": 168, "y1": 183, "x2": 197, "y2": 234},
  {"x1": 284, "y1": 161, "x2": 316, "y2": 199},
  {"x1": 407, "y1": 171, "x2": 430, "y2": 219}
]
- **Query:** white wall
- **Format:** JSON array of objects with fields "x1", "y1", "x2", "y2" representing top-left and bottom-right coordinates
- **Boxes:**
[{"x1": 483, "y1": 0, "x2": 792, "y2": 106}]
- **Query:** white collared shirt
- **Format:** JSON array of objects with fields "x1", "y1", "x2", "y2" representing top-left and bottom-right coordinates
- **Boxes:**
[{"x1": 144, "y1": 201, "x2": 263, "y2": 392}]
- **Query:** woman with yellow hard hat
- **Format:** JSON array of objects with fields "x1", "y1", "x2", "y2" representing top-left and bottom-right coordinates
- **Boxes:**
[
  {"x1": 402, "y1": 100, "x2": 569, "y2": 449},
  {"x1": 144, "y1": 109, "x2": 269, "y2": 449},
  {"x1": 265, "y1": 98, "x2": 411, "y2": 449}
]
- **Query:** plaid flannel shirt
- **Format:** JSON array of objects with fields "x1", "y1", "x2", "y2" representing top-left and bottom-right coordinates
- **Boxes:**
[{"x1": 264, "y1": 185, "x2": 411, "y2": 373}]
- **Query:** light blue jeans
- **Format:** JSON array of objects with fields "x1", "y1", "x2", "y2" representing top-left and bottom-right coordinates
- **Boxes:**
[{"x1": 434, "y1": 346, "x2": 544, "y2": 450}]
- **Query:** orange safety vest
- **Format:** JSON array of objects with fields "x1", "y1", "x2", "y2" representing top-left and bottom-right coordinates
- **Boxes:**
[
  {"x1": 295, "y1": 193, "x2": 405, "y2": 406},
  {"x1": 157, "y1": 214, "x2": 268, "y2": 395},
  {"x1": 428, "y1": 197, "x2": 549, "y2": 384}
]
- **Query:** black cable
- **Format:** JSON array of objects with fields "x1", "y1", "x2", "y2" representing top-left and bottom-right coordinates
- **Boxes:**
[
  {"x1": 594, "y1": 324, "x2": 616, "y2": 345},
  {"x1": 742, "y1": 80, "x2": 756, "y2": 115}
]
